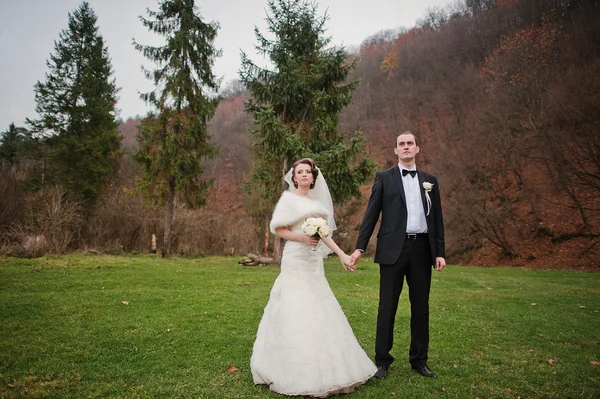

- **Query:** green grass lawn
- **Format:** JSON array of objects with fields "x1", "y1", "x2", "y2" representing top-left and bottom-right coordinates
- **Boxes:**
[{"x1": 0, "y1": 255, "x2": 598, "y2": 399}]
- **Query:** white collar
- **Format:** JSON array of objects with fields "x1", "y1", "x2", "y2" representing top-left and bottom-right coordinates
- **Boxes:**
[{"x1": 398, "y1": 164, "x2": 417, "y2": 172}]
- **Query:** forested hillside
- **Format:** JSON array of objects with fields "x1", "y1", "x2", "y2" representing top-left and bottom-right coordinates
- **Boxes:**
[
  {"x1": 338, "y1": 0, "x2": 600, "y2": 268},
  {"x1": 4, "y1": 0, "x2": 598, "y2": 268}
]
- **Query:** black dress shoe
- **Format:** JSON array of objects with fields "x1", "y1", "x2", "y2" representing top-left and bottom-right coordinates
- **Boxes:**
[
  {"x1": 373, "y1": 365, "x2": 388, "y2": 379},
  {"x1": 412, "y1": 365, "x2": 437, "y2": 379}
]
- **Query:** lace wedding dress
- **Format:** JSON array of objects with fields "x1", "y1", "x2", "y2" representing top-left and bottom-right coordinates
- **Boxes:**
[{"x1": 251, "y1": 192, "x2": 376, "y2": 397}]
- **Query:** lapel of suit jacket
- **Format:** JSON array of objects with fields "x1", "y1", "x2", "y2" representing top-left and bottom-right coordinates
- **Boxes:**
[
  {"x1": 391, "y1": 166, "x2": 407, "y2": 206},
  {"x1": 417, "y1": 170, "x2": 430, "y2": 221}
]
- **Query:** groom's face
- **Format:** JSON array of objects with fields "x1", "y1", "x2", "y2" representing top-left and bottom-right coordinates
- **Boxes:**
[{"x1": 394, "y1": 133, "x2": 420, "y2": 163}]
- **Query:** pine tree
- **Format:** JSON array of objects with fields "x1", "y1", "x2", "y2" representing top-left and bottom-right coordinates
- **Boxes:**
[
  {"x1": 133, "y1": 0, "x2": 221, "y2": 258},
  {"x1": 240, "y1": 0, "x2": 375, "y2": 257},
  {"x1": 27, "y1": 2, "x2": 121, "y2": 209},
  {"x1": 0, "y1": 123, "x2": 30, "y2": 169}
]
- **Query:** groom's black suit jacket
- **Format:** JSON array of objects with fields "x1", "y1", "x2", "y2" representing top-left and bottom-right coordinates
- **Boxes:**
[{"x1": 356, "y1": 166, "x2": 445, "y2": 265}]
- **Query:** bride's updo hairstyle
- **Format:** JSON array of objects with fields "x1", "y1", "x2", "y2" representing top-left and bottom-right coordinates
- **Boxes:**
[{"x1": 291, "y1": 158, "x2": 319, "y2": 189}]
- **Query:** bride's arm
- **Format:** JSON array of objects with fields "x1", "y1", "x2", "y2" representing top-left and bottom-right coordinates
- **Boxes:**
[
  {"x1": 275, "y1": 227, "x2": 354, "y2": 272},
  {"x1": 275, "y1": 226, "x2": 319, "y2": 247},
  {"x1": 321, "y1": 236, "x2": 355, "y2": 272}
]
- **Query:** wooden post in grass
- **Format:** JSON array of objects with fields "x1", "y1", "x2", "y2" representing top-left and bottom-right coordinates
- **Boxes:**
[{"x1": 151, "y1": 234, "x2": 157, "y2": 254}]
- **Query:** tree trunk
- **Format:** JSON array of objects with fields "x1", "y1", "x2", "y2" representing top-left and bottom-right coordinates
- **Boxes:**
[
  {"x1": 274, "y1": 236, "x2": 283, "y2": 263},
  {"x1": 273, "y1": 158, "x2": 289, "y2": 263},
  {"x1": 263, "y1": 220, "x2": 269, "y2": 254},
  {"x1": 162, "y1": 178, "x2": 176, "y2": 258}
]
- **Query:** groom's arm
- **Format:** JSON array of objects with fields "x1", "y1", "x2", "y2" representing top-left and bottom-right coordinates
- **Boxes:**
[
  {"x1": 355, "y1": 171, "x2": 384, "y2": 253},
  {"x1": 432, "y1": 175, "x2": 445, "y2": 259},
  {"x1": 432, "y1": 175, "x2": 446, "y2": 271}
]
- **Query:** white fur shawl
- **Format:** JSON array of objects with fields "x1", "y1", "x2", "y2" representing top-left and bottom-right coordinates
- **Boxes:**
[{"x1": 269, "y1": 191, "x2": 330, "y2": 234}]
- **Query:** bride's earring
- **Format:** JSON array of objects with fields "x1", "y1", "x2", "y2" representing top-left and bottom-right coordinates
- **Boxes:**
[{"x1": 293, "y1": 179, "x2": 298, "y2": 189}]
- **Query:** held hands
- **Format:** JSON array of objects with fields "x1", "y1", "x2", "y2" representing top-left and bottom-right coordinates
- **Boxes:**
[
  {"x1": 350, "y1": 250, "x2": 363, "y2": 267},
  {"x1": 339, "y1": 253, "x2": 355, "y2": 272},
  {"x1": 340, "y1": 249, "x2": 362, "y2": 272}
]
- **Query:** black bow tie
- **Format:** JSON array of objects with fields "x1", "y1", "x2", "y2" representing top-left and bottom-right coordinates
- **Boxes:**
[{"x1": 402, "y1": 169, "x2": 417, "y2": 178}]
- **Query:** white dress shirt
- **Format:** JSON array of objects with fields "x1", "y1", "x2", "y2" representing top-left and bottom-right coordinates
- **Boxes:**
[{"x1": 399, "y1": 165, "x2": 428, "y2": 234}]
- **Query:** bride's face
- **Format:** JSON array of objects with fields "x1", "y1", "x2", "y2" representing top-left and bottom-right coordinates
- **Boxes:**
[{"x1": 294, "y1": 163, "x2": 314, "y2": 188}]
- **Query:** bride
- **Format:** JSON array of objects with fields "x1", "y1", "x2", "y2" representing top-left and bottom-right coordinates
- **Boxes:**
[{"x1": 250, "y1": 158, "x2": 377, "y2": 397}]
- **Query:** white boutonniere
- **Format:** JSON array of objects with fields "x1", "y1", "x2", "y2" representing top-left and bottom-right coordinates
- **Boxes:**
[{"x1": 423, "y1": 182, "x2": 434, "y2": 216}]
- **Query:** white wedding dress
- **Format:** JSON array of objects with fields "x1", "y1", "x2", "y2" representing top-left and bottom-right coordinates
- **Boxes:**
[{"x1": 251, "y1": 193, "x2": 377, "y2": 397}]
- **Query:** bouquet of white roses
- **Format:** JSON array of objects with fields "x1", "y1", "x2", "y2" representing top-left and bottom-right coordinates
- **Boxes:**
[{"x1": 301, "y1": 217, "x2": 330, "y2": 239}]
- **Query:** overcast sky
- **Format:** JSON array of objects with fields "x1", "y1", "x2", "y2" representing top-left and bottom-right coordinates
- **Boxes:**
[{"x1": 0, "y1": 0, "x2": 451, "y2": 130}]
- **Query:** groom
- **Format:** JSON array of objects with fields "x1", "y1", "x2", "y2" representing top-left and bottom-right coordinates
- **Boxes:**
[{"x1": 350, "y1": 131, "x2": 446, "y2": 379}]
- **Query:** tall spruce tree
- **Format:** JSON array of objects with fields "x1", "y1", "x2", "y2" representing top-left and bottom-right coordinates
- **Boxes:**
[
  {"x1": 27, "y1": 2, "x2": 121, "y2": 209},
  {"x1": 240, "y1": 0, "x2": 375, "y2": 257},
  {"x1": 0, "y1": 123, "x2": 30, "y2": 169},
  {"x1": 133, "y1": 0, "x2": 221, "y2": 258}
]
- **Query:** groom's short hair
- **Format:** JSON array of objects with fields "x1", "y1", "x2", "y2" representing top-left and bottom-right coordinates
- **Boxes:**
[{"x1": 395, "y1": 130, "x2": 417, "y2": 146}]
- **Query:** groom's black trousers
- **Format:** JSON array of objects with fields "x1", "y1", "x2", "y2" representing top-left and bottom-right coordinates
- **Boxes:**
[{"x1": 375, "y1": 236, "x2": 432, "y2": 368}]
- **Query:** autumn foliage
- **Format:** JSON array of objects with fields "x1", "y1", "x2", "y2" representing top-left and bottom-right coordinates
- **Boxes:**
[
  {"x1": 2, "y1": 0, "x2": 599, "y2": 269},
  {"x1": 344, "y1": 0, "x2": 600, "y2": 269}
]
